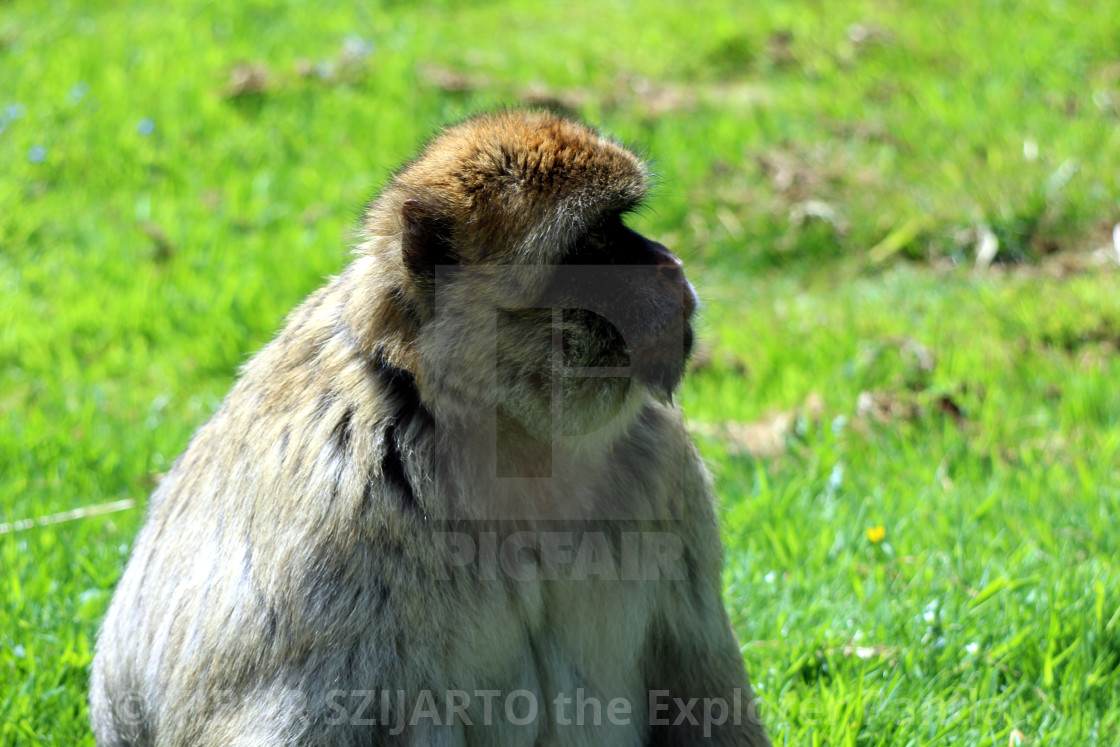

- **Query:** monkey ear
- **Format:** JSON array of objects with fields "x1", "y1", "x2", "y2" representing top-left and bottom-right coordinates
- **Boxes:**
[{"x1": 401, "y1": 199, "x2": 457, "y2": 280}]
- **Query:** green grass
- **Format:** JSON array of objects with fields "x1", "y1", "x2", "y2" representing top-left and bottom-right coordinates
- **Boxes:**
[{"x1": 2, "y1": 0, "x2": 1119, "y2": 744}]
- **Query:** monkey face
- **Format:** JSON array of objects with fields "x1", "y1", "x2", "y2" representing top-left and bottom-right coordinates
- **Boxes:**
[
  {"x1": 411, "y1": 212, "x2": 697, "y2": 451},
  {"x1": 552, "y1": 217, "x2": 697, "y2": 398},
  {"x1": 477, "y1": 219, "x2": 697, "y2": 446}
]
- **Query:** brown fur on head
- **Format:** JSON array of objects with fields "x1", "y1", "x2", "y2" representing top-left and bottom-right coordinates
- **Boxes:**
[{"x1": 365, "y1": 110, "x2": 650, "y2": 267}]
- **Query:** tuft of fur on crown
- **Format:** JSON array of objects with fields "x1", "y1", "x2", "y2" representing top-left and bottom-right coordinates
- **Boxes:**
[{"x1": 362, "y1": 110, "x2": 650, "y2": 262}]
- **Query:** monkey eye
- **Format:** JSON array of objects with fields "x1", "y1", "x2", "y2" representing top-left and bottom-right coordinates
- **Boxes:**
[{"x1": 566, "y1": 217, "x2": 622, "y2": 265}]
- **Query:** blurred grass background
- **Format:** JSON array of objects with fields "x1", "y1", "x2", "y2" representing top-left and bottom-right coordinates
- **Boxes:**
[{"x1": 2, "y1": 0, "x2": 1119, "y2": 744}]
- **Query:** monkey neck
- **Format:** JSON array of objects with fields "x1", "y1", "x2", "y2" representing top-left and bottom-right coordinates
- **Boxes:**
[{"x1": 424, "y1": 393, "x2": 659, "y2": 523}]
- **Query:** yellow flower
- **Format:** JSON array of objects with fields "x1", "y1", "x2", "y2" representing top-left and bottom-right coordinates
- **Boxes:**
[{"x1": 865, "y1": 525, "x2": 886, "y2": 543}]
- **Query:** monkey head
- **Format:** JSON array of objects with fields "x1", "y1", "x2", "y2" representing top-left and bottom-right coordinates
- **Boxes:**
[{"x1": 359, "y1": 111, "x2": 697, "y2": 449}]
